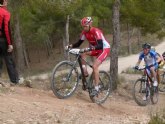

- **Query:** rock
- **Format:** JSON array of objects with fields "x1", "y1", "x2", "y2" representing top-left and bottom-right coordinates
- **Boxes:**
[
  {"x1": 43, "y1": 111, "x2": 54, "y2": 119},
  {"x1": 25, "y1": 79, "x2": 32, "y2": 88}
]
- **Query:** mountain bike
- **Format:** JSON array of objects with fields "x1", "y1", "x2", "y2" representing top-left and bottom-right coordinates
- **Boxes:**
[
  {"x1": 132, "y1": 66, "x2": 159, "y2": 106},
  {"x1": 159, "y1": 66, "x2": 165, "y2": 92},
  {"x1": 51, "y1": 48, "x2": 112, "y2": 104}
]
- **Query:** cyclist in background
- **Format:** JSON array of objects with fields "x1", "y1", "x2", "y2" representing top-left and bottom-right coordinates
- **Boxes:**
[
  {"x1": 65, "y1": 17, "x2": 110, "y2": 96},
  {"x1": 150, "y1": 46, "x2": 164, "y2": 67},
  {"x1": 150, "y1": 46, "x2": 164, "y2": 84},
  {"x1": 135, "y1": 43, "x2": 162, "y2": 87}
]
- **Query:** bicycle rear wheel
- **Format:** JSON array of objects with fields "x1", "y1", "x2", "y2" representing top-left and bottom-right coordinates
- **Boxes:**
[
  {"x1": 133, "y1": 79, "x2": 149, "y2": 106},
  {"x1": 89, "y1": 71, "x2": 112, "y2": 104},
  {"x1": 150, "y1": 86, "x2": 159, "y2": 104},
  {"x1": 51, "y1": 61, "x2": 79, "y2": 99}
]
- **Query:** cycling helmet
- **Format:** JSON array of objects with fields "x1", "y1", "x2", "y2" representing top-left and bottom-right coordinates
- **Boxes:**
[
  {"x1": 151, "y1": 46, "x2": 155, "y2": 51},
  {"x1": 142, "y1": 43, "x2": 151, "y2": 49},
  {"x1": 81, "y1": 17, "x2": 92, "y2": 26}
]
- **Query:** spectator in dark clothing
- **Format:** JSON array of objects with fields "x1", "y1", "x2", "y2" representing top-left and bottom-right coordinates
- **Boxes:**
[
  {"x1": 0, "y1": 58, "x2": 2, "y2": 77},
  {"x1": 0, "y1": 0, "x2": 19, "y2": 84}
]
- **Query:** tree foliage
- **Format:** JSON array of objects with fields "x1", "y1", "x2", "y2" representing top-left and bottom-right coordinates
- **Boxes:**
[
  {"x1": 6, "y1": 0, "x2": 165, "y2": 73},
  {"x1": 121, "y1": 0, "x2": 165, "y2": 34}
]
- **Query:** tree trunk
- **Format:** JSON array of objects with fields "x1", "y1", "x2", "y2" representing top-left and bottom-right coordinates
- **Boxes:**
[
  {"x1": 14, "y1": 14, "x2": 25, "y2": 75},
  {"x1": 64, "y1": 15, "x2": 70, "y2": 60},
  {"x1": 137, "y1": 28, "x2": 141, "y2": 49},
  {"x1": 23, "y1": 42, "x2": 30, "y2": 68},
  {"x1": 127, "y1": 23, "x2": 132, "y2": 54},
  {"x1": 110, "y1": 0, "x2": 120, "y2": 90}
]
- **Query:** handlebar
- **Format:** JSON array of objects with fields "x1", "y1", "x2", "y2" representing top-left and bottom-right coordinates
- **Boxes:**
[{"x1": 68, "y1": 48, "x2": 91, "y2": 55}]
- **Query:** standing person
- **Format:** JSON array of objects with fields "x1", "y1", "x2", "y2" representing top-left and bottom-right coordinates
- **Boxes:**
[
  {"x1": 0, "y1": 0, "x2": 19, "y2": 84},
  {"x1": 135, "y1": 43, "x2": 162, "y2": 87},
  {"x1": 0, "y1": 58, "x2": 2, "y2": 77},
  {"x1": 65, "y1": 17, "x2": 110, "y2": 96}
]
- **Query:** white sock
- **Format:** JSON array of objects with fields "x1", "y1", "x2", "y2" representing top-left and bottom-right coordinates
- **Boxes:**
[
  {"x1": 153, "y1": 81, "x2": 158, "y2": 86},
  {"x1": 82, "y1": 65, "x2": 86, "y2": 68},
  {"x1": 95, "y1": 86, "x2": 99, "y2": 91}
]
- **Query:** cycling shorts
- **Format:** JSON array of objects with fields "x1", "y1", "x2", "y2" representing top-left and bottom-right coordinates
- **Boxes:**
[
  {"x1": 146, "y1": 64, "x2": 158, "y2": 75},
  {"x1": 89, "y1": 48, "x2": 110, "y2": 63}
]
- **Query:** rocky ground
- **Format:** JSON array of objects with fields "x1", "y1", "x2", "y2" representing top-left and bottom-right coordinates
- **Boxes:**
[{"x1": 0, "y1": 73, "x2": 165, "y2": 124}]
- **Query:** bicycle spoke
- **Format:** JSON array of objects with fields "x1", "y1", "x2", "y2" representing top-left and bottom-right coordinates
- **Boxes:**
[
  {"x1": 133, "y1": 79, "x2": 149, "y2": 106},
  {"x1": 89, "y1": 71, "x2": 111, "y2": 104},
  {"x1": 51, "y1": 61, "x2": 79, "y2": 99}
]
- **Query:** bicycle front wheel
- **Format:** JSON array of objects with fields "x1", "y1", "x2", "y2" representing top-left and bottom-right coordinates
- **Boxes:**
[
  {"x1": 51, "y1": 61, "x2": 79, "y2": 99},
  {"x1": 150, "y1": 86, "x2": 159, "y2": 104},
  {"x1": 89, "y1": 71, "x2": 112, "y2": 104},
  {"x1": 133, "y1": 79, "x2": 149, "y2": 106}
]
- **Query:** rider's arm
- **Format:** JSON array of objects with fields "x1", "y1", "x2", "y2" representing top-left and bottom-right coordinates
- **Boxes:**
[
  {"x1": 93, "y1": 39, "x2": 103, "y2": 50},
  {"x1": 71, "y1": 33, "x2": 85, "y2": 48},
  {"x1": 135, "y1": 59, "x2": 142, "y2": 67},
  {"x1": 156, "y1": 54, "x2": 162, "y2": 64},
  {"x1": 136, "y1": 52, "x2": 144, "y2": 66},
  {"x1": 71, "y1": 39, "x2": 84, "y2": 48}
]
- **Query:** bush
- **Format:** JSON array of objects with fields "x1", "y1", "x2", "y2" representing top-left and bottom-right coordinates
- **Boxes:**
[
  {"x1": 148, "y1": 114, "x2": 165, "y2": 124},
  {"x1": 121, "y1": 67, "x2": 142, "y2": 74}
]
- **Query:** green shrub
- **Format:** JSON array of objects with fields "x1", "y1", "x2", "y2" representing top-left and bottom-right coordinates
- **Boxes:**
[
  {"x1": 121, "y1": 67, "x2": 142, "y2": 74},
  {"x1": 148, "y1": 114, "x2": 165, "y2": 124}
]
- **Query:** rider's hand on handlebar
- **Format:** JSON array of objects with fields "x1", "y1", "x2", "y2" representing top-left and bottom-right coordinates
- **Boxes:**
[
  {"x1": 134, "y1": 66, "x2": 139, "y2": 70},
  {"x1": 65, "y1": 44, "x2": 72, "y2": 51}
]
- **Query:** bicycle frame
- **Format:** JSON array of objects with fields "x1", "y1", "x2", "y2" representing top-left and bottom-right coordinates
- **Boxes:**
[
  {"x1": 143, "y1": 69, "x2": 152, "y2": 86},
  {"x1": 141, "y1": 67, "x2": 157, "y2": 87},
  {"x1": 69, "y1": 50, "x2": 93, "y2": 90},
  {"x1": 51, "y1": 48, "x2": 111, "y2": 103},
  {"x1": 133, "y1": 66, "x2": 159, "y2": 105}
]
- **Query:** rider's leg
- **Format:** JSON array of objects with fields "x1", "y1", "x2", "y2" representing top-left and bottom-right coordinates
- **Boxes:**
[
  {"x1": 81, "y1": 52, "x2": 90, "y2": 76},
  {"x1": 150, "y1": 66, "x2": 158, "y2": 86},
  {"x1": 93, "y1": 59, "x2": 101, "y2": 90},
  {"x1": 93, "y1": 48, "x2": 110, "y2": 91},
  {"x1": 157, "y1": 69, "x2": 160, "y2": 84}
]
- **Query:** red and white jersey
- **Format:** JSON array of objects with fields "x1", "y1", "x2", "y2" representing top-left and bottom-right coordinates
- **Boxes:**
[{"x1": 80, "y1": 27, "x2": 110, "y2": 49}]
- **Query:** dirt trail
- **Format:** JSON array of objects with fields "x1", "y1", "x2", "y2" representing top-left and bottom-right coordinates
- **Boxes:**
[
  {"x1": 0, "y1": 41, "x2": 165, "y2": 124},
  {"x1": 0, "y1": 84, "x2": 165, "y2": 124}
]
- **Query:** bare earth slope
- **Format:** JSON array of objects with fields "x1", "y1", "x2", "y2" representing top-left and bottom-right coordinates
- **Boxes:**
[{"x1": 0, "y1": 41, "x2": 165, "y2": 124}]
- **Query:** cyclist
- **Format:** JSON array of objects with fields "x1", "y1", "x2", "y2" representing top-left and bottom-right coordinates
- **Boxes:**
[
  {"x1": 65, "y1": 17, "x2": 110, "y2": 96},
  {"x1": 150, "y1": 46, "x2": 164, "y2": 84},
  {"x1": 135, "y1": 43, "x2": 162, "y2": 88},
  {"x1": 151, "y1": 46, "x2": 164, "y2": 67}
]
